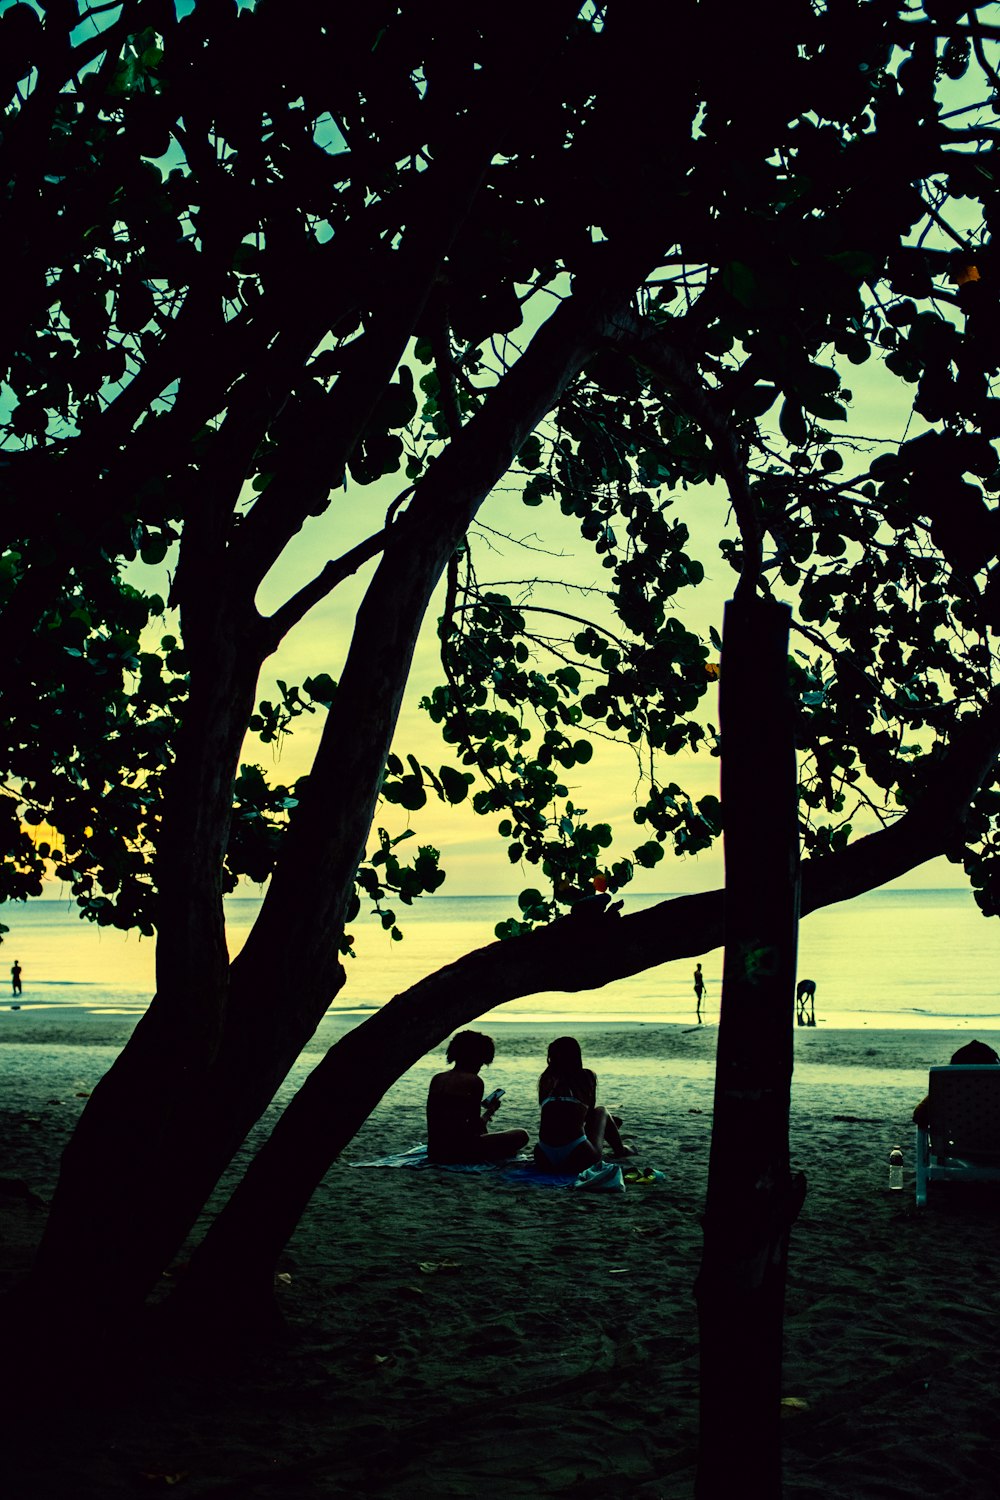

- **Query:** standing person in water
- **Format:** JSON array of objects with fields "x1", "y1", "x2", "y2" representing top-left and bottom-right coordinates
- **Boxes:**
[
  {"x1": 534, "y1": 1035, "x2": 635, "y2": 1173},
  {"x1": 426, "y1": 1031, "x2": 529, "y2": 1164},
  {"x1": 693, "y1": 963, "x2": 706, "y2": 1023},
  {"x1": 10, "y1": 960, "x2": 21, "y2": 996}
]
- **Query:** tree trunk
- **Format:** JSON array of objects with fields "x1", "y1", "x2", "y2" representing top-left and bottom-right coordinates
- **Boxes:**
[
  {"x1": 168, "y1": 994, "x2": 475, "y2": 1328},
  {"x1": 16, "y1": 249, "x2": 655, "y2": 1358},
  {"x1": 695, "y1": 596, "x2": 803, "y2": 1500},
  {"x1": 24, "y1": 607, "x2": 266, "y2": 1327}
]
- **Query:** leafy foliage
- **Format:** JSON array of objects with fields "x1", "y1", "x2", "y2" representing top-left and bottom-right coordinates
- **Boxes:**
[
  {"x1": 406, "y1": 5, "x2": 1000, "y2": 926},
  {"x1": 8, "y1": 6, "x2": 1000, "y2": 1420},
  {"x1": 1, "y1": 0, "x2": 999, "y2": 949}
]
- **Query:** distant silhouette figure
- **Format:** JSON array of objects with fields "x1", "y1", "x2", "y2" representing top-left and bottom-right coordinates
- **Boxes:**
[
  {"x1": 693, "y1": 963, "x2": 706, "y2": 1023},
  {"x1": 11, "y1": 961, "x2": 21, "y2": 997},
  {"x1": 796, "y1": 978, "x2": 816, "y2": 1027}
]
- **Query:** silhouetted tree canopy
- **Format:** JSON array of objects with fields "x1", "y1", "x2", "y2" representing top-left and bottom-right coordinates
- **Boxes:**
[{"x1": 2, "y1": 2, "x2": 999, "y2": 1424}]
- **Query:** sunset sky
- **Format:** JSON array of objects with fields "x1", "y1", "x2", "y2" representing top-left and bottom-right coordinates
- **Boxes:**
[{"x1": 243, "y1": 347, "x2": 963, "y2": 901}]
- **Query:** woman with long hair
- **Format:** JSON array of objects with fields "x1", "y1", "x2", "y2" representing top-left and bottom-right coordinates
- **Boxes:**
[{"x1": 534, "y1": 1035, "x2": 633, "y2": 1173}]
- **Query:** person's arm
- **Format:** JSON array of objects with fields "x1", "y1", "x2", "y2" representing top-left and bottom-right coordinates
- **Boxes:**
[
  {"x1": 426, "y1": 1074, "x2": 443, "y2": 1153},
  {"x1": 481, "y1": 1086, "x2": 503, "y2": 1124},
  {"x1": 466, "y1": 1075, "x2": 489, "y2": 1131},
  {"x1": 583, "y1": 1069, "x2": 598, "y2": 1109}
]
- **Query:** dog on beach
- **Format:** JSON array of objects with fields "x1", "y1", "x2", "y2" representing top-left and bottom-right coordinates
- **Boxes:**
[{"x1": 796, "y1": 979, "x2": 816, "y2": 1027}]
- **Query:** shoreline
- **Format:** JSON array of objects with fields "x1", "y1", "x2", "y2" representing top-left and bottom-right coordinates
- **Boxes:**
[
  {"x1": 7, "y1": 1001, "x2": 1000, "y2": 1030},
  {"x1": 3, "y1": 1006, "x2": 999, "y2": 1064}
]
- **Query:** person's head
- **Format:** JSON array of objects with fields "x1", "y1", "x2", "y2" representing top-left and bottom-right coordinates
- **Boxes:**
[
  {"x1": 446, "y1": 1030, "x2": 495, "y2": 1070},
  {"x1": 546, "y1": 1036, "x2": 584, "y2": 1076},
  {"x1": 950, "y1": 1039, "x2": 1000, "y2": 1066}
]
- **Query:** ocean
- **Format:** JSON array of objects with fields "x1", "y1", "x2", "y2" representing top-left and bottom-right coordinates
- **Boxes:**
[{"x1": 0, "y1": 887, "x2": 997, "y2": 1031}]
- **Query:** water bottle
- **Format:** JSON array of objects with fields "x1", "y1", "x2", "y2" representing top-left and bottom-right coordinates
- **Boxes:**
[{"x1": 888, "y1": 1146, "x2": 904, "y2": 1191}]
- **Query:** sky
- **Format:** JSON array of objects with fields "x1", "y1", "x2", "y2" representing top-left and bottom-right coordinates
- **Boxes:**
[{"x1": 249, "y1": 461, "x2": 731, "y2": 898}]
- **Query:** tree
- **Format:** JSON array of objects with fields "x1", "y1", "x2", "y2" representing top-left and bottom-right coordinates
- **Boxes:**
[{"x1": 4, "y1": 0, "x2": 1000, "y2": 1488}]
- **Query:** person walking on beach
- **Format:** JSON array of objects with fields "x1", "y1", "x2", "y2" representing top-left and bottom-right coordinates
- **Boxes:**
[
  {"x1": 426, "y1": 1031, "x2": 529, "y2": 1164},
  {"x1": 693, "y1": 963, "x2": 706, "y2": 1023},
  {"x1": 11, "y1": 960, "x2": 21, "y2": 996},
  {"x1": 534, "y1": 1035, "x2": 635, "y2": 1173}
]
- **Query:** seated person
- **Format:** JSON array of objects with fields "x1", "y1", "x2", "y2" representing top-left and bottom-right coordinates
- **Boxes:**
[
  {"x1": 426, "y1": 1030, "x2": 529, "y2": 1164},
  {"x1": 534, "y1": 1035, "x2": 635, "y2": 1173},
  {"x1": 913, "y1": 1038, "x2": 1000, "y2": 1127}
]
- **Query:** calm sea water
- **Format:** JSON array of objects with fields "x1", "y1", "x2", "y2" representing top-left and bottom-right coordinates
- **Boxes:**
[{"x1": 0, "y1": 888, "x2": 997, "y2": 1030}]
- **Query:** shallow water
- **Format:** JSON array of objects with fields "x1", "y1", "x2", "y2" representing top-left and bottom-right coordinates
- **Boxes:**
[{"x1": 0, "y1": 887, "x2": 997, "y2": 1030}]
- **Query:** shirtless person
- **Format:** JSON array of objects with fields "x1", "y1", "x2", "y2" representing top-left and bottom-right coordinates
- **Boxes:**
[
  {"x1": 426, "y1": 1031, "x2": 529, "y2": 1164},
  {"x1": 693, "y1": 963, "x2": 705, "y2": 1023}
]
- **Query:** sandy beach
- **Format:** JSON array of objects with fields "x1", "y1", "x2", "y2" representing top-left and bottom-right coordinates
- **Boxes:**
[{"x1": 4, "y1": 1017, "x2": 1000, "y2": 1498}]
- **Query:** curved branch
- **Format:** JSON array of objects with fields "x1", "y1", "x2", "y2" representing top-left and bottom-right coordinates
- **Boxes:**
[
  {"x1": 233, "y1": 236, "x2": 672, "y2": 998},
  {"x1": 340, "y1": 685, "x2": 1000, "y2": 1038},
  {"x1": 175, "y1": 686, "x2": 1000, "y2": 1306},
  {"x1": 355, "y1": 690, "x2": 1000, "y2": 1022},
  {"x1": 504, "y1": 601, "x2": 633, "y2": 653},
  {"x1": 971, "y1": 18, "x2": 1000, "y2": 94}
]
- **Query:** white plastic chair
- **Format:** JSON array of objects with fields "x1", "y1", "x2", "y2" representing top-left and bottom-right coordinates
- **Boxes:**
[{"x1": 914, "y1": 1064, "x2": 1000, "y2": 1206}]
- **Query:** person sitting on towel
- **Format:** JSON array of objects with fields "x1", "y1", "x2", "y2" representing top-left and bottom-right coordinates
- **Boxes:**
[
  {"x1": 426, "y1": 1031, "x2": 529, "y2": 1164},
  {"x1": 534, "y1": 1035, "x2": 635, "y2": 1173}
]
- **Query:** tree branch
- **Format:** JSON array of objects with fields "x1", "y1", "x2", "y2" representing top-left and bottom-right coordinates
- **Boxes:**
[
  {"x1": 175, "y1": 683, "x2": 1000, "y2": 1305},
  {"x1": 221, "y1": 107, "x2": 502, "y2": 600},
  {"x1": 971, "y1": 18, "x2": 1000, "y2": 94},
  {"x1": 501, "y1": 601, "x2": 633, "y2": 653},
  {"x1": 260, "y1": 526, "x2": 392, "y2": 653},
  {"x1": 361, "y1": 687, "x2": 1000, "y2": 1038},
  {"x1": 604, "y1": 310, "x2": 763, "y2": 599},
  {"x1": 233, "y1": 235, "x2": 673, "y2": 997}
]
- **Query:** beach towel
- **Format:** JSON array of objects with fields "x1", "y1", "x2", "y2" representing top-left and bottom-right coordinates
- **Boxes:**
[
  {"x1": 350, "y1": 1144, "x2": 626, "y2": 1190},
  {"x1": 572, "y1": 1160, "x2": 625, "y2": 1192},
  {"x1": 350, "y1": 1144, "x2": 512, "y2": 1173}
]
